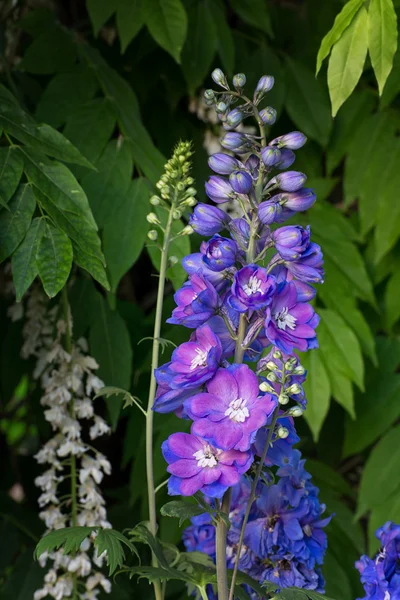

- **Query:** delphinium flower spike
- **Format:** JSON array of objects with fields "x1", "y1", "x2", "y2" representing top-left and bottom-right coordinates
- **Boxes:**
[{"x1": 154, "y1": 68, "x2": 325, "y2": 599}]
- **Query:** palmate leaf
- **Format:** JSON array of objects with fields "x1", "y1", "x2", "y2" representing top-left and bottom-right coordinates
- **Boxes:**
[
  {"x1": 123, "y1": 565, "x2": 194, "y2": 585},
  {"x1": 34, "y1": 526, "x2": 93, "y2": 558},
  {"x1": 94, "y1": 386, "x2": 145, "y2": 415},
  {"x1": 95, "y1": 529, "x2": 139, "y2": 576}
]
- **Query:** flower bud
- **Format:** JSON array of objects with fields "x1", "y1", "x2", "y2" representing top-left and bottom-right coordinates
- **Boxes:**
[
  {"x1": 229, "y1": 170, "x2": 252, "y2": 194},
  {"x1": 216, "y1": 101, "x2": 228, "y2": 114},
  {"x1": 208, "y1": 153, "x2": 240, "y2": 175},
  {"x1": 221, "y1": 132, "x2": 249, "y2": 152},
  {"x1": 289, "y1": 406, "x2": 304, "y2": 417},
  {"x1": 204, "y1": 89, "x2": 216, "y2": 104},
  {"x1": 259, "y1": 107, "x2": 277, "y2": 125},
  {"x1": 186, "y1": 187, "x2": 197, "y2": 196},
  {"x1": 186, "y1": 177, "x2": 194, "y2": 185},
  {"x1": 277, "y1": 426, "x2": 289, "y2": 439},
  {"x1": 266, "y1": 361, "x2": 279, "y2": 372},
  {"x1": 226, "y1": 108, "x2": 244, "y2": 128},
  {"x1": 150, "y1": 195, "x2": 161, "y2": 206},
  {"x1": 272, "y1": 350, "x2": 282, "y2": 360},
  {"x1": 272, "y1": 171, "x2": 307, "y2": 192},
  {"x1": 180, "y1": 225, "x2": 193, "y2": 236},
  {"x1": 259, "y1": 381, "x2": 274, "y2": 393},
  {"x1": 267, "y1": 372, "x2": 278, "y2": 383},
  {"x1": 261, "y1": 147, "x2": 281, "y2": 167},
  {"x1": 271, "y1": 131, "x2": 307, "y2": 150},
  {"x1": 293, "y1": 365, "x2": 306, "y2": 376},
  {"x1": 281, "y1": 188, "x2": 316, "y2": 211},
  {"x1": 212, "y1": 68, "x2": 229, "y2": 89},
  {"x1": 254, "y1": 75, "x2": 274, "y2": 103},
  {"x1": 184, "y1": 197, "x2": 197, "y2": 207},
  {"x1": 172, "y1": 209, "x2": 181, "y2": 219},
  {"x1": 189, "y1": 203, "x2": 231, "y2": 236},
  {"x1": 233, "y1": 73, "x2": 246, "y2": 89},
  {"x1": 284, "y1": 358, "x2": 297, "y2": 370},
  {"x1": 169, "y1": 255, "x2": 179, "y2": 266},
  {"x1": 258, "y1": 201, "x2": 278, "y2": 225},
  {"x1": 203, "y1": 235, "x2": 237, "y2": 271},
  {"x1": 286, "y1": 383, "x2": 302, "y2": 395},
  {"x1": 279, "y1": 393, "x2": 289, "y2": 405},
  {"x1": 147, "y1": 212, "x2": 160, "y2": 225},
  {"x1": 275, "y1": 149, "x2": 296, "y2": 169},
  {"x1": 147, "y1": 230, "x2": 158, "y2": 241},
  {"x1": 205, "y1": 175, "x2": 234, "y2": 204}
]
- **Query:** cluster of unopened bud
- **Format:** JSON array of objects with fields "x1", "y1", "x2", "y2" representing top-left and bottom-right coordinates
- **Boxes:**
[{"x1": 147, "y1": 141, "x2": 197, "y2": 240}]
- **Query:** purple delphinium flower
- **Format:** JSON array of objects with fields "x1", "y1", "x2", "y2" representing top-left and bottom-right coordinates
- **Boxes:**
[
  {"x1": 272, "y1": 225, "x2": 311, "y2": 260},
  {"x1": 264, "y1": 282, "x2": 319, "y2": 354},
  {"x1": 229, "y1": 265, "x2": 276, "y2": 312},
  {"x1": 270, "y1": 131, "x2": 307, "y2": 150},
  {"x1": 202, "y1": 235, "x2": 238, "y2": 272},
  {"x1": 186, "y1": 365, "x2": 277, "y2": 451},
  {"x1": 183, "y1": 523, "x2": 216, "y2": 557},
  {"x1": 182, "y1": 252, "x2": 230, "y2": 292},
  {"x1": 208, "y1": 153, "x2": 241, "y2": 175},
  {"x1": 282, "y1": 242, "x2": 324, "y2": 284},
  {"x1": 266, "y1": 171, "x2": 307, "y2": 193},
  {"x1": 254, "y1": 416, "x2": 300, "y2": 467},
  {"x1": 153, "y1": 383, "x2": 202, "y2": 415},
  {"x1": 258, "y1": 189, "x2": 316, "y2": 226},
  {"x1": 155, "y1": 324, "x2": 222, "y2": 390},
  {"x1": 229, "y1": 170, "x2": 253, "y2": 194},
  {"x1": 168, "y1": 273, "x2": 220, "y2": 328},
  {"x1": 162, "y1": 432, "x2": 253, "y2": 498},
  {"x1": 189, "y1": 203, "x2": 231, "y2": 236},
  {"x1": 261, "y1": 146, "x2": 281, "y2": 167},
  {"x1": 205, "y1": 175, "x2": 235, "y2": 204}
]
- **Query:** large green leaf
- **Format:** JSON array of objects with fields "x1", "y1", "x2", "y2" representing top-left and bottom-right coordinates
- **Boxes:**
[
  {"x1": 374, "y1": 148, "x2": 400, "y2": 261},
  {"x1": 89, "y1": 293, "x2": 133, "y2": 427},
  {"x1": 385, "y1": 268, "x2": 400, "y2": 329},
  {"x1": 316, "y1": 0, "x2": 365, "y2": 74},
  {"x1": 0, "y1": 147, "x2": 24, "y2": 209},
  {"x1": 327, "y1": 6, "x2": 369, "y2": 116},
  {"x1": 81, "y1": 139, "x2": 133, "y2": 228},
  {"x1": 301, "y1": 350, "x2": 331, "y2": 441},
  {"x1": 0, "y1": 184, "x2": 36, "y2": 262},
  {"x1": 103, "y1": 178, "x2": 149, "y2": 292},
  {"x1": 210, "y1": 0, "x2": 235, "y2": 76},
  {"x1": 11, "y1": 217, "x2": 45, "y2": 301},
  {"x1": 368, "y1": 0, "x2": 398, "y2": 95},
  {"x1": 144, "y1": 0, "x2": 188, "y2": 64},
  {"x1": 229, "y1": 0, "x2": 272, "y2": 37},
  {"x1": 181, "y1": 0, "x2": 218, "y2": 94},
  {"x1": 37, "y1": 222, "x2": 73, "y2": 298},
  {"x1": 117, "y1": 0, "x2": 145, "y2": 53},
  {"x1": 324, "y1": 551, "x2": 353, "y2": 600},
  {"x1": 87, "y1": 0, "x2": 116, "y2": 35},
  {"x1": 381, "y1": 46, "x2": 400, "y2": 106},
  {"x1": 356, "y1": 425, "x2": 400, "y2": 518},
  {"x1": 17, "y1": 26, "x2": 76, "y2": 74},
  {"x1": 285, "y1": 58, "x2": 332, "y2": 146}
]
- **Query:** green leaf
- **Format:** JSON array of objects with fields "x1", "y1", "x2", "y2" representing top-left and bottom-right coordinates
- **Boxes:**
[
  {"x1": 374, "y1": 149, "x2": 400, "y2": 262},
  {"x1": 323, "y1": 551, "x2": 353, "y2": 600},
  {"x1": 306, "y1": 459, "x2": 355, "y2": 499},
  {"x1": 316, "y1": 0, "x2": 365, "y2": 75},
  {"x1": 37, "y1": 222, "x2": 73, "y2": 298},
  {"x1": 0, "y1": 147, "x2": 24, "y2": 209},
  {"x1": 95, "y1": 529, "x2": 138, "y2": 575},
  {"x1": 368, "y1": 488, "x2": 400, "y2": 554},
  {"x1": 129, "y1": 523, "x2": 170, "y2": 569},
  {"x1": 35, "y1": 526, "x2": 93, "y2": 559},
  {"x1": 81, "y1": 139, "x2": 133, "y2": 229},
  {"x1": 368, "y1": 0, "x2": 398, "y2": 95},
  {"x1": 301, "y1": 350, "x2": 331, "y2": 441},
  {"x1": 327, "y1": 6, "x2": 369, "y2": 117},
  {"x1": 103, "y1": 178, "x2": 149, "y2": 291},
  {"x1": 144, "y1": 0, "x2": 188, "y2": 64},
  {"x1": 18, "y1": 26, "x2": 77, "y2": 74},
  {"x1": 124, "y1": 565, "x2": 194, "y2": 585},
  {"x1": 319, "y1": 308, "x2": 364, "y2": 390},
  {"x1": 181, "y1": 0, "x2": 218, "y2": 93},
  {"x1": 94, "y1": 386, "x2": 145, "y2": 413},
  {"x1": 35, "y1": 67, "x2": 99, "y2": 129},
  {"x1": 285, "y1": 58, "x2": 332, "y2": 146},
  {"x1": 87, "y1": 0, "x2": 116, "y2": 35},
  {"x1": 0, "y1": 184, "x2": 36, "y2": 262},
  {"x1": 356, "y1": 425, "x2": 400, "y2": 518},
  {"x1": 11, "y1": 217, "x2": 45, "y2": 301},
  {"x1": 210, "y1": 1, "x2": 235, "y2": 76},
  {"x1": 385, "y1": 268, "x2": 400, "y2": 329},
  {"x1": 160, "y1": 500, "x2": 209, "y2": 527},
  {"x1": 0, "y1": 100, "x2": 93, "y2": 168},
  {"x1": 63, "y1": 98, "x2": 117, "y2": 166},
  {"x1": 117, "y1": 0, "x2": 145, "y2": 53},
  {"x1": 89, "y1": 293, "x2": 133, "y2": 428},
  {"x1": 229, "y1": 0, "x2": 273, "y2": 37},
  {"x1": 380, "y1": 46, "x2": 400, "y2": 106}
]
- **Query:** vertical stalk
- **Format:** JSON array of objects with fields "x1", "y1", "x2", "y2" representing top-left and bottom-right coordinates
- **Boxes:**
[
  {"x1": 61, "y1": 287, "x2": 78, "y2": 600},
  {"x1": 145, "y1": 205, "x2": 175, "y2": 600}
]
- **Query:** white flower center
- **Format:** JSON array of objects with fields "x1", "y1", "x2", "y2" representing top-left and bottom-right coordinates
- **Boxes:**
[
  {"x1": 224, "y1": 398, "x2": 249, "y2": 422},
  {"x1": 274, "y1": 306, "x2": 297, "y2": 330},
  {"x1": 193, "y1": 445, "x2": 218, "y2": 468},
  {"x1": 190, "y1": 347, "x2": 208, "y2": 370},
  {"x1": 243, "y1": 274, "x2": 262, "y2": 296}
]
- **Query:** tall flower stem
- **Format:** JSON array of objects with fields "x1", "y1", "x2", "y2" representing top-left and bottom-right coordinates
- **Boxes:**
[
  {"x1": 61, "y1": 286, "x2": 78, "y2": 600},
  {"x1": 145, "y1": 203, "x2": 176, "y2": 600}
]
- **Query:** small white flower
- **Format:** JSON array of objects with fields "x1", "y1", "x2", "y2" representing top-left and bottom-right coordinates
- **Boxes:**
[{"x1": 89, "y1": 416, "x2": 110, "y2": 440}]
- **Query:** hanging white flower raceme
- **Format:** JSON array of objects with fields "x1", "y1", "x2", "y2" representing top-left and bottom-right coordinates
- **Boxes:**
[{"x1": 15, "y1": 286, "x2": 112, "y2": 600}]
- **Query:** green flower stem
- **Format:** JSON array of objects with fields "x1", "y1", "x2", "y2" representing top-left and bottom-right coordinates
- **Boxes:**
[
  {"x1": 61, "y1": 286, "x2": 78, "y2": 600},
  {"x1": 145, "y1": 200, "x2": 176, "y2": 600}
]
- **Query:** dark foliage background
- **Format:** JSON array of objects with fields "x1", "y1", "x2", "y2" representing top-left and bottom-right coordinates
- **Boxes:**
[{"x1": 1, "y1": 0, "x2": 400, "y2": 598}]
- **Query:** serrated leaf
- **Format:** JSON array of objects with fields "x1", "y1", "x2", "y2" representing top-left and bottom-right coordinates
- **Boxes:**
[
  {"x1": 35, "y1": 527, "x2": 93, "y2": 560},
  {"x1": 229, "y1": 0, "x2": 273, "y2": 37},
  {"x1": 0, "y1": 184, "x2": 36, "y2": 262},
  {"x1": 81, "y1": 139, "x2": 133, "y2": 229},
  {"x1": 301, "y1": 350, "x2": 331, "y2": 442},
  {"x1": 285, "y1": 58, "x2": 332, "y2": 146},
  {"x1": 316, "y1": 0, "x2": 365, "y2": 75},
  {"x1": 89, "y1": 293, "x2": 133, "y2": 427},
  {"x1": 356, "y1": 425, "x2": 400, "y2": 518},
  {"x1": 37, "y1": 222, "x2": 72, "y2": 298},
  {"x1": 0, "y1": 147, "x2": 24, "y2": 209},
  {"x1": 160, "y1": 500, "x2": 208, "y2": 527},
  {"x1": 87, "y1": 0, "x2": 116, "y2": 35},
  {"x1": 129, "y1": 523, "x2": 169, "y2": 569},
  {"x1": 102, "y1": 178, "x2": 149, "y2": 291},
  {"x1": 144, "y1": 0, "x2": 188, "y2": 64},
  {"x1": 181, "y1": 0, "x2": 218, "y2": 93},
  {"x1": 368, "y1": 0, "x2": 398, "y2": 95},
  {"x1": 117, "y1": 0, "x2": 145, "y2": 53},
  {"x1": 11, "y1": 217, "x2": 45, "y2": 301},
  {"x1": 124, "y1": 565, "x2": 194, "y2": 584},
  {"x1": 327, "y1": 6, "x2": 369, "y2": 117},
  {"x1": 95, "y1": 529, "x2": 139, "y2": 575},
  {"x1": 95, "y1": 386, "x2": 145, "y2": 413}
]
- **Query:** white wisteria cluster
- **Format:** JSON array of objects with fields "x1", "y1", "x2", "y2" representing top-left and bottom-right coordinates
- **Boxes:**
[{"x1": 15, "y1": 286, "x2": 113, "y2": 600}]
